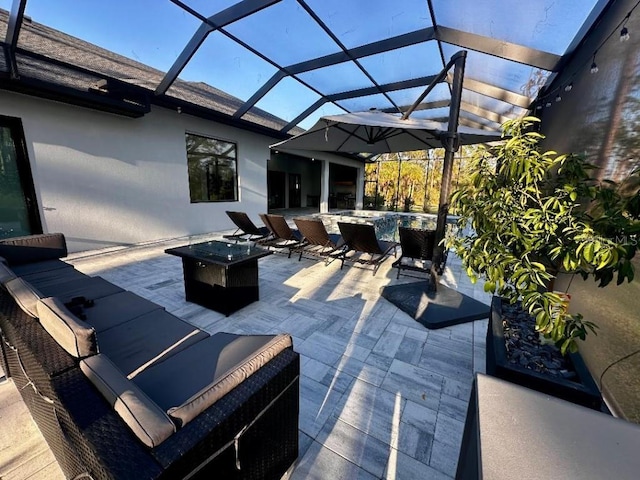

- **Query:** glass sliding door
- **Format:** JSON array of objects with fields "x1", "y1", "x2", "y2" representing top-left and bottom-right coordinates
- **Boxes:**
[{"x1": 0, "y1": 116, "x2": 41, "y2": 238}]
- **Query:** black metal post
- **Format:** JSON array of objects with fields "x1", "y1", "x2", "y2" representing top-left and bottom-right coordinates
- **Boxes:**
[
  {"x1": 433, "y1": 50, "x2": 466, "y2": 273},
  {"x1": 394, "y1": 155, "x2": 402, "y2": 211}
]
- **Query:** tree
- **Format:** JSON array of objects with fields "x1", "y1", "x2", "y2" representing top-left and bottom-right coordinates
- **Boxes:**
[{"x1": 449, "y1": 117, "x2": 640, "y2": 354}]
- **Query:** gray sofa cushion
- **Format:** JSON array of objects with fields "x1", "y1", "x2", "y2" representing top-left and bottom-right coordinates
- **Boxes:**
[
  {"x1": 37, "y1": 276, "x2": 124, "y2": 304},
  {"x1": 80, "y1": 354, "x2": 176, "y2": 448},
  {"x1": 133, "y1": 333, "x2": 293, "y2": 427},
  {"x1": 81, "y1": 291, "x2": 164, "y2": 333},
  {"x1": 4, "y1": 277, "x2": 42, "y2": 317},
  {"x1": 37, "y1": 297, "x2": 98, "y2": 358},
  {"x1": 0, "y1": 233, "x2": 67, "y2": 265},
  {"x1": 97, "y1": 310, "x2": 208, "y2": 378},
  {"x1": 21, "y1": 267, "x2": 89, "y2": 290},
  {"x1": 10, "y1": 259, "x2": 73, "y2": 276},
  {"x1": 0, "y1": 261, "x2": 16, "y2": 284}
]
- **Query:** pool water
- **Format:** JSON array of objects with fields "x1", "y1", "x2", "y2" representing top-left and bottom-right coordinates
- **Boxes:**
[{"x1": 316, "y1": 210, "x2": 455, "y2": 242}]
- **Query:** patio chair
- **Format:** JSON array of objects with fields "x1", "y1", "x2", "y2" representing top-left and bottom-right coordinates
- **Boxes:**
[
  {"x1": 222, "y1": 211, "x2": 271, "y2": 241},
  {"x1": 260, "y1": 214, "x2": 306, "y2": 258},
  {"x1": 293, "y1": 217, "x2": 344, "y2": 263},
  {"x1": 392, "y1": 227, "x2": 438, "y2": 288},
  {"x1": 337, "y1": 222, "x2": 397, "y2": 275}
]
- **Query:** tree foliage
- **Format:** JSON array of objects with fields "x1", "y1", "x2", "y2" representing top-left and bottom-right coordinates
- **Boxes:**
[{"x1": 448, "y1": 117, "x2": 640, "y2": 354}]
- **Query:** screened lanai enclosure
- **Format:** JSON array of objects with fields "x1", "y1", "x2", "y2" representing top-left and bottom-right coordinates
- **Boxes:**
[{"x1": 2, "y1": 0, "x2": 640, "y2": 462}]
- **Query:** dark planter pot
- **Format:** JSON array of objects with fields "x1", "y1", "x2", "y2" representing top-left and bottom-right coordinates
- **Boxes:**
[{"x1": 486, "y1": 296, "x2": 602, "y2": 410}]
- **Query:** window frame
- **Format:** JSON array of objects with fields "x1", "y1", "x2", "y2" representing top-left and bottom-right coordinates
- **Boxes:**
[{"x1": 185, "y1": 131, "x2": 239, "y2": 203}]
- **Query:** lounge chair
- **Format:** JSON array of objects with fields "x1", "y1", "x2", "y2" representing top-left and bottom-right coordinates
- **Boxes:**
[
  {"x1": 392, "y1": 227, "x2": 438, "y2": 287},
  {"x1": 293, "y1": 217, "x2": 344, "y2": 263},
  {"x1": 260, "y1": 214, "x2": 306, "y2": 258},
  {"x1": 337, "y1": 222, "x2": 397, "y2": 275},
  {"x1": 223, "y1": 211, "x2": 271, "y2": 241}
]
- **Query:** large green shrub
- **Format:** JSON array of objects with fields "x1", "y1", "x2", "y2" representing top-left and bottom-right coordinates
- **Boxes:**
[{"x1": 448, "y1": 117, "x2": 639, "y2": 353}]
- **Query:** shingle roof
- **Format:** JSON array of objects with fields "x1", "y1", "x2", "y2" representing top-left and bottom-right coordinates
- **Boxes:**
[{"x1": 0, "y1": 9, "x2": 301, "y2": 137}]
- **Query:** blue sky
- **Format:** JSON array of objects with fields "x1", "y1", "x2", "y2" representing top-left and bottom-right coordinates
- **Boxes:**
[
  {"x1": 0, "y1": 0, "x2": 601, "y2": 130},
  {"x1": 0, "y1": 0, "x2": 347, "y2": 129}
]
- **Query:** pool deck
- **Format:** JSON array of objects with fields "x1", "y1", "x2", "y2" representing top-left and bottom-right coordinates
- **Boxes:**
[{"x1": 0, "y1": 229, "x2": 491, "y2": 480}]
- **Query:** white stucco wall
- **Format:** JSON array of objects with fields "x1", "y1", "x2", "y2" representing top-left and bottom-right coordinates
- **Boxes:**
[{"x1": 0, "y1": 90, "x2": 273, "y2": 252}]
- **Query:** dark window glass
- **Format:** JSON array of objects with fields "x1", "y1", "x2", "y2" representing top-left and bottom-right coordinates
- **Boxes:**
[{"x1": 186, "y1": 133, "x2": 238, "y2": 202}]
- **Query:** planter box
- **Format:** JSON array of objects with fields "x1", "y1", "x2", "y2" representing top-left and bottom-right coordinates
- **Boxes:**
[{"x1": 486, "y1": 296, "x2": 602, "y2": 410}]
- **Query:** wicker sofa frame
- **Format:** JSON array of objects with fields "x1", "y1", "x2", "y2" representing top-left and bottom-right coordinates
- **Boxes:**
[{"x1": 0, "y1": 241, "x2": 299, "y2": 480}]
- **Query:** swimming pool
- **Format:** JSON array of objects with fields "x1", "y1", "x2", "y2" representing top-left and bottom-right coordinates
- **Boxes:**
[{"x1": 316, "y1": 210, "x2": 457, "y2": 242}]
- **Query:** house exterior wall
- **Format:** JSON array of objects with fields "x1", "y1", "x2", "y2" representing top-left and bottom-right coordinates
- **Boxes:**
[{"x1": 0, "y1": 90, "x2": 273, "y2": 252}]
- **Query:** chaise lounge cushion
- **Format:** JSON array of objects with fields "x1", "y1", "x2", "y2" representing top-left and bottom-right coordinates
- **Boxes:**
[
  {"x1": 0, "y1": 260, "x2": 16, "y2": 284},
  {"x1": 97, "y1": 310, "x2": 209, "y2": 378},
  {"x1": 0, "y1": 233, "x2": 67, "y2": 265},
  {"x1": 133, "y1": 333, "x2": 293, "y2": 427},
  {"x1": 80, "y1": 354, "x2": 176, "y2": 448},
  {"x1": 36, "y1": 297, "x2": 98, "y2": 358},
  {"x1": 3, "y1": 277, "x2": 42, "y2": 317}
]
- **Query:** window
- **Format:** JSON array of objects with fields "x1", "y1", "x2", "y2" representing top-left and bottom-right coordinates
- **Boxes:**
[{"x1": 185, "y1": 133, "x2": 238, "y2": 202}]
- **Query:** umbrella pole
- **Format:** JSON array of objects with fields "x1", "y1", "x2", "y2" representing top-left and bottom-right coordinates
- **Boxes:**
[{"x1": 434, "y1": 50, "x2": 466, "y2": 274}]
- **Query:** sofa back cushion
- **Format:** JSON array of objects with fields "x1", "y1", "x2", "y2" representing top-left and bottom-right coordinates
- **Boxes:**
[
  {"x1": 4, "y1": 277, "x2": 42, "y2": 317},
  {"x1": 0, "y1": 260, "x2": 16, "y2": 284},
  {"x1": 81, "y1": 354, "x2": 176, "y2": 448},
  {"x1": 0, "y1": 233, "x2": 68, "y2": 266},
  {"x1": 37, "y1": 297, "x2": 98, "y2": 358}
]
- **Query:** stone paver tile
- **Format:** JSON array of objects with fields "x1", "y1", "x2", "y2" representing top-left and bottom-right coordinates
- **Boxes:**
[
  {"x1": 418, "y1": 344, "x2": 474, "y2": 381},
  {"x1": 372, "y1": 330, "x2": 404, "y2": 358},
  {"x1": 299, "y1": 375, "x2": 345, "y2": 438},
  {"x1": 394, "y1": 335, "x2": 425, "y2": 365},
  {"x1": 395, "y1": 422, "x2": 434, "y2": 464},
  {"x1": 434, "y1": 412, "x2": 465, "y2": 448},
  {"x1": 429, "y1": 439, "x2": 460, "y2": 478},
  {"x1": 437, "y1": 394, "x2": 468, "y2": 423},
  {"x1": 335, "y1": 355, "x2": 388, "y2": 387},
  {"x1": 385, "y1": 449, "x2": 452, "y2": 480},
  {"x1": 442, "y1": 377, "x2": 473, "y2": 402},
  {"x1": 303, "y1": 359, "x2": 356, "y2": 395},
  {"x1": 288, "y1": 441, "x2": 377, "y2": 480},
  {"x1": 405, "y1": 326, "x2": 429, "y2": 342},
  {"x1": 401, "y1": 400, "x2": 438, "y2": 434},
  {"x1": 381, "y1": 360, "x2": 443, "y2": 411},
  {"x1": 364, "y1": 351, "x2": 394, "y2": 372},
  {"x1": 318, "y1": 417, "x2": 391, "y2": 479},
  {"x1": 332, "y1": 379, "x2": 405, "y2": 446}
]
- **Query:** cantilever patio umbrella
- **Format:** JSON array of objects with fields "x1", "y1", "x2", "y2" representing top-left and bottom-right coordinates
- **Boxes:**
[{"x1": 270, "y1": 110, "x2": 502, "y2": 155}]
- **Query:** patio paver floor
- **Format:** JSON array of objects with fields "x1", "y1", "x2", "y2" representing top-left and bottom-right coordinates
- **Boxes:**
[{"x1": 0, "y1": 231, "x2": 491, "y2": 479}]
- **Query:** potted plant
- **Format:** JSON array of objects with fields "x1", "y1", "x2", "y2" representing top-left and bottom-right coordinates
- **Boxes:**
[{"x1": 448, "y1": 116, "x2": 639, "y2": 405}]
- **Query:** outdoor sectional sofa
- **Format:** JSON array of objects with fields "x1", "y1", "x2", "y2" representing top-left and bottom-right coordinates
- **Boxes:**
[{"x1": 0, "y1": 233, "x2": 299, "y2": 480}]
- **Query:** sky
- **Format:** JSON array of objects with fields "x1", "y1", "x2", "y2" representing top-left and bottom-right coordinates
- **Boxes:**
[{"x1": 0, "y1": 0, "x2": 601, "y2": 131}]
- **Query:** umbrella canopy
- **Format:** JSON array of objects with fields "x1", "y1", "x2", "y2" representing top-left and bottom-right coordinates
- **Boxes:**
[{"x1": 270, "y1": 111, "x2": 503, "y2": 154}]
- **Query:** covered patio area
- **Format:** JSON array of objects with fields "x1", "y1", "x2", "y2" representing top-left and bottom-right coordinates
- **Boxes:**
[{"x1": 0, "y1": 232, "x2": 490, "y2": 479}]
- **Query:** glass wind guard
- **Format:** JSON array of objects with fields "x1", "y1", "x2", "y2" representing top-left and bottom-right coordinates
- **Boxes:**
[
  {"x1": 253, "y1": 77, "x2": 321, "y2": 123},
  {"x1": 305, "y1": 0, "x2": 431, "y2": 49},
  {"x1": 224, "y1": 0, "x2": 339, "y2": 66},
  {"x1": 296, "y1": 102, "x2": 346, "y2": 131},
  {"x1": 336, "y1": 93, "x2": 395, "y2": 113},
  {"x1": 359, "y1": 42, "x2": 443, "y2": 86},
  {"x1": 432, "y1": 0, "x2": 600, "y2": 55},
  {"x1": 442, "y1": 44, "x2": 550, "y2": 100},
  {"x1": 297, "y1": 61, "x2": 375, "y2": 95},
  {"x1": 178, "y1": 30, "x2": 278, "y2": 102},
  {"x1": 21, "y1": 0, "x2": 201, "y2": 74}
]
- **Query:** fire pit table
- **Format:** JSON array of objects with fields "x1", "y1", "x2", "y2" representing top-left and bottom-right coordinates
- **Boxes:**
[{"x1": 166, "y1": 240, "x2": 271, "y2": 316}]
